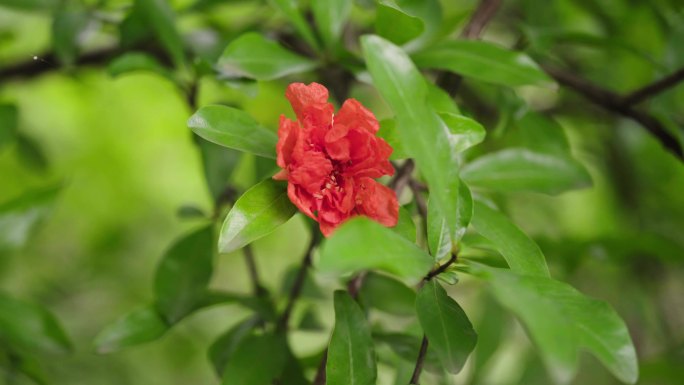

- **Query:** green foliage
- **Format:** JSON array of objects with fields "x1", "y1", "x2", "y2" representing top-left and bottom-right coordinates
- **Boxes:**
[
  {"x1": 94, "y1": 306, "x2": 168, "y2": 354},
  {"x1": 52, "y1": 8, "x2": 90, "y2": 65},
  {"x1": 327, "y1": 291, "x2": 376, "y2": 385},
  {"x1": 416, "y1": 281, "x2": 477, "y2": 374},
  {"x1": 221, "y1": 332, "x2": 289, "y2": 385}
]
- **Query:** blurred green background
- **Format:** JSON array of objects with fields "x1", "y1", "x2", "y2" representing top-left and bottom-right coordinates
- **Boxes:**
[{"x1": 1, "y1": 0, "x2": 683, "y2": 384}]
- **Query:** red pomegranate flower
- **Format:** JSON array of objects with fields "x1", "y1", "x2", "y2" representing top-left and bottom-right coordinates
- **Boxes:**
[{"x1": 273, "y1": 82, "x2": 399, "y2": 236}]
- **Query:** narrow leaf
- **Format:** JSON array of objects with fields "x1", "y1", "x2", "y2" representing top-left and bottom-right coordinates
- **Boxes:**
[
  {"x1": 470, "y1": 200, "x2": 550, "y2": 277},
  {"x1": 312, "y1": 0, "x2": 351, "y2": 51},
  {"x1": 327, "y1": 291, "x2": 377, "y2": 385},
  {"x1": 218, "y1": 179, "x2": 297, "y2": 253},
  {"x1": 217, "y1": 32, "x2": 318, "y2": 80},
  {"x1": 462, "y1": 149, "x2": 592, "y2": 194},
  {"x1": 413, "y1": 40, "x2": 554, "y2": 87},
  {"x1": 136, "y1": 0, "x2": 185, "y2": 67},
  {"x1": 361, "y1": 34, "x2": 461, "y2": 237},
  {"x1": 427, "y1": 181, "x2": 473, "y2": 261},
  {"x1": 416, "y1": 281, "x2": 477, "y2": 374},
  {"x1": 318, "y1": 217, "x2": 433, "y2": 285},
  {"x1": 188, "y1": 105, "x2": 278, "y2": 159},
  {"x1": 269, "y1": 0, "x2": 321, "y2": 51}
]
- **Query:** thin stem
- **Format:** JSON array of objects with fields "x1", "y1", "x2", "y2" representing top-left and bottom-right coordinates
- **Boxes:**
[
  {"x1": 276, "y1": 232, "x2": 320, "y2": 332},
  {"x1": 424, "y1": 253, "x2": 458, "y2": 282},
  {"x1": 409, "y1": 335, "x2": 429, "y2": 384},
  {"x1": 242, "y1": 245, "x2": 264, "y2": 296},
  {"x1": 389, "y1": 160, "x2": 415, "y2": 196},
  {"x1": 622, "y1": 66, "x2": 684, "y2": 106}
]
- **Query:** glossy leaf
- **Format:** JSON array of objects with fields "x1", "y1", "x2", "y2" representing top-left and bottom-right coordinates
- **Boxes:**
[
  {"x1": 0, "y1": 0, "x2": 57, "y2": 11},
  {"x1": 0, "y1": 104, "x2": 18, "y2": 150},
  {"x1": 318, "y1": 217, "x2": 433, "y2": 285},
  {"x1": 362, "y1": 34, "x2": 461, "y2": 237},
  {"x1": 52, "y1": 8, "x2": 90, "y2": 65},
  {"x1": 375, "y1": 1, "x2": 423, "y2": 45},
  {"x1": 94, "y1": 306, "x2": 167, "y2": 354},
  {"x1": 209, "y1": 317, "x2": 260, "y2": 376},
  {"x1": 269, "y1": 0, "x2": 321, "y2": 51},
  {"x1": 0, "y1": 185, "x2": 59, "y2": 254},
  {"x1": 218, "y1": 179, "x2": 296, "y2": 253},
  {"x1": 440, "y1": 112, "x2": 486, "y2": 154},
  {"x1": 154, "y1": 225, "x2": 214, "y2": 324},
  {"x1": 218, "y1": 32, "x2": 318, "y2": 80},
  {"x1": 135, "y1": 0, "x2": 185, "y2": 67},
  {"x1": 312, "y1": 0, "x2": 351, "y2": 51},
  {"x1": 427, "y1": 181, "x2": 472, "y2": 261},
  {"x1": 413, "y1": 40, "x2": 553, "y2": 87},
  {"x1": 416, "y1": 280, "x2": 477, "y2": 374},
  {"x1": 188, "y1": 105, "x2": 278, "y2": 159},
  {"x1": 462, "y1": 149, "x2": 592, "y2": 194},
  {"x1": 358, "y1": 272, "x2": 416, "y2": 316},
  {"x1": 198, "y1": 139, "x2": 241, "y2": 201},
  {"x1": 470, "y1": 200, "x2": 550, "y2": 277},
  {"x1": 475, "y1": 266, "x2": 638, "y2": 384},
  {"x1": 221, "y1": 332, "x2": 288, "y2": 385},
  {"x1": 0, "y1": 292, "x2": 72, "y2": 354},
  {"x1": 327, "y1": 291, "x2": 377, "y2": 385}
]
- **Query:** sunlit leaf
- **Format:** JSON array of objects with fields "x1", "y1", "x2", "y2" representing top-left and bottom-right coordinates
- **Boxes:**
[
  {"x1": 218, "y1": 33, "x2": 318, "y2": 80},
  {"x1": 318, "y1": 217, "x2": 433, "y2": 285},
  {"x1": 218, "y1": 179, "x2": 296, "y2": 253},
  {"x1": 188, "y1": 105, "x2": 278, "y2": 159},
  {"x1": 427, "y1": 181, "x2": 472, "y2": 261}
]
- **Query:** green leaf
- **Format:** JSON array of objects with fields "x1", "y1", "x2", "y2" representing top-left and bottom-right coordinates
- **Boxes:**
[
  {"x1": 375, "y1": 1, "x2": 424, "y2": 46},
  {"x1": 359, "y1": 272, "x2": 416, "y2": 316},
  {"x1": 135, "y1": 0, "x2": 185, "y2": 67},
  {"x1": 52, "y1": 8, "x2": 90, "y2": 65},
  {"x1": 94, "y1": 305, "x2": 167, "y2": 354},
  {"x1": 426, "y1": 82, "x2": 460, "y2": 114},
  {"x1": 513, "y1": 112, "x2": 570, "y2": 154},
  {"x1": 461, "y1": 149, "x2": 592, "y2": 195},
  {"x1": 217, "y1": 32, "x2": 318, "y2": 81},
  {"x1": 318, "y1": 217, "x2": 433, "y2": 285},
  {"x1": 475, "y1": 266, "x2": 638, "y2": 384},
  {"x1": 470, "y1": 200, "x2": 550, "y2": 277},
  {"x1": 219, "y1": 179, "x2": 297, "y2": 253},
  {"x1": 221, "y1": 332, "x2": 288, "y2": 385},
  {"x1": 377, "y1": 119, "x2": 408, "y2": 160},
  {"x1": 198, "y1": 139, "x2": 241, "y2": 201},
  {"x1": 209, "y1": 317, "x2": 260, "y2": 377},
  {"x1": 413, "y1": 40, "x2": 554, "y2": 87},
  {"x1": 0, "y1": 292, "x2": 72, "y2": 355},
  {"x1": 392, "y1": 206, "x2": 416, "y2": 242},
  {"x1": 0, "y1": 104, "x2": 18, "y2": 150},
  {"x1": 427, "y1": 181, "x2": 472, "y2": 261},
  {"x1": 312, "y1": 0, "x2": 351, "y2": 51},
  {"x1": 0, "y1": 185, "x2": 59, "y2": 254},
  {"x1": 440, "y1": 112, "x2": 486, "y2": 154},
  {"x1": 16, "y1": 134, "x2": 48, "y2": 172},
  {"x1": 0, "y1": 0, "x2": 57, "y2": 11},
  {"x1": 269, "y1": 0, "x2": 321, "y2": 51},
  {"x1": 374, "y1": 332, "x2": 442, "y2": 372},
  {"x1": 154, "y1": 225, "x2": 214, "y2": 324},
  {"x1": 327, "y1": 291, "x2": 377, "y2": 385},
  {"x1": 188, "y1": 105, "x2": 278, "y2": 159},
  {"x1": 416, "y1": 280, "x2": 477, "y2": 374},
  {"x1": 108, "y1": 52, "x2": 174, "y2": 81},
  {"x1": 362, "y1": 34, "x2": 461, "y2": 237}
]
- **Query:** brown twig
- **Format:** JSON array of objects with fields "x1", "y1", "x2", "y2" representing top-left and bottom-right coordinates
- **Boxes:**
[
  {"x1": 388, "y1": 160, "x2": 415, "y2": 196},
  {"x1": 622, "y1": 66, "x2": 684, "y2": 106},
  {"x1": 543, "y1": 65, "x2": 684, "y2": 160},
  {"x1": 409, "y1": 336, "x2": 429, "y2": 385},
  {"x1": 436, "y1": 0, "x2": 502, "y2": 95}
]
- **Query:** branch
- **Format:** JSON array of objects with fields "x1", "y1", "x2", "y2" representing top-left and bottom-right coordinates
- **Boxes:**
[
  {"x1": 543, "y1": 65, "x2": 684, "y2": 160},
  {"x1": 276, "y1": 232, "x2": 320, "y2": 332},
  {"x1": 622, "y1": 66, "x2": 684, "y2": 106},
  {"x1": 409, "y1": 336, "x2": 429, "y2": 385},
  {"x1": 436, "y1": 0, "x2": 502, "y2": 95},
  {"x1": 388, "y1": 160, "x2": 415, "y2": 196}
]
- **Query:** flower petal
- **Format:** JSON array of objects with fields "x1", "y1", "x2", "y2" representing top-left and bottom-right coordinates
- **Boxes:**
[
  {"x1": 276, "y1": 115, "x2": 299, "y2": 169},
  {"x1": 355, "y1": 178, "x2": 399, "y2": 227},
  {"x1": 335, "y1": 99, "x2": 380, "y2": 133},
  {"x1": 286, "y1": 82, "x2": 330, "y2": 122}
]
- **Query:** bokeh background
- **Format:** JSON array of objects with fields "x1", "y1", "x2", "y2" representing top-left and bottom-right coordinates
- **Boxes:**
[{"x1": 1, "y1": 0, "x2": 683, "y2": 384}]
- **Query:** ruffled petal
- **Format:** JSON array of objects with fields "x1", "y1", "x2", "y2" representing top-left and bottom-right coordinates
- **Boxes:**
[
  {"x1": 288, "y1": 184, "x2": 316, "y2": 220},
  {"x1": 276, "y1": 115, "x2": 299, "y2": 169},
  {"x1": 286, "y1": 82, "x2": 330, "y2": 122},
  {"x1": 355, "y1": 178, "x2": 399, "y2": 227},
  {"x1": 289, "y1": 150, "x2": 333, "y2": 194},
  {"x1": 335, "y1": 99, "x2": 379, "y2": 133}
]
